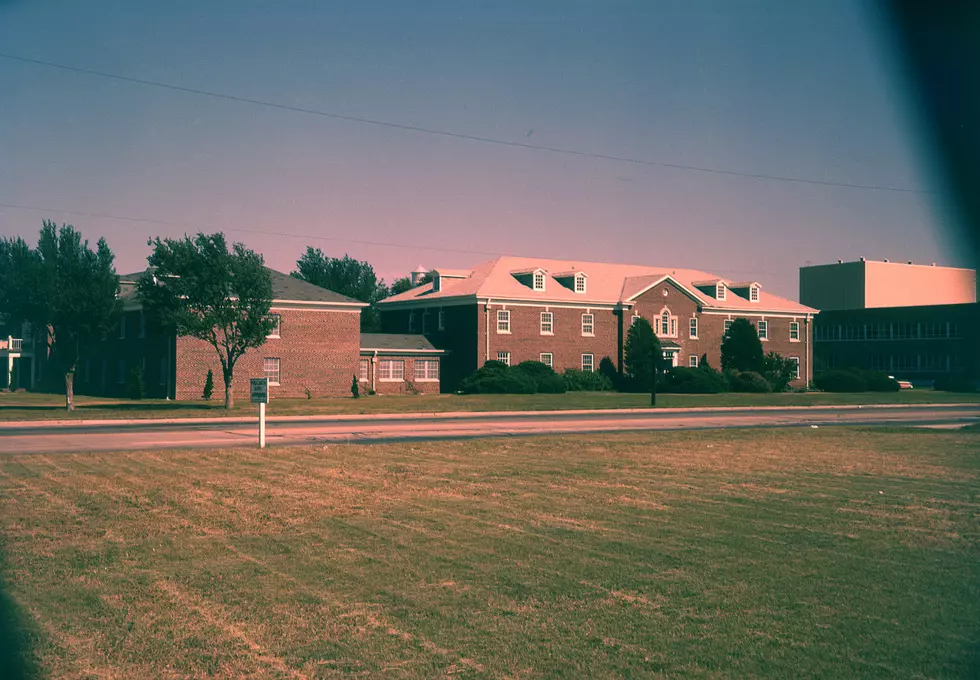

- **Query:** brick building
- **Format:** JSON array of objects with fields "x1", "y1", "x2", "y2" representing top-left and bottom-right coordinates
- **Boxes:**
[
  {"x1": 379, "y1": 256, "x2": 816, "y2": 391},
  {"x1": 73, "y1": 269, "x2": 441, "y2": 400},
  {"x1": 359, "y1": 333, "x2": 445, "y2": 395},
  {"x1": 802, "y1": 259, "x2": 979, "y2": 384}
]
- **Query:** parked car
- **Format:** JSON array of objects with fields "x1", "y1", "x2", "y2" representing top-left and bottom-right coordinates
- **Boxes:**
[{"x1": 889, "y1": 375, "x2": 914, "y2": 389}]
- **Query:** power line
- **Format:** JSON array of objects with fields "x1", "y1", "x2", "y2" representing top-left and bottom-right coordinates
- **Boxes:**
[
  {"x1": 0, "y1": 200, "x2": 778, "y2": 276},
  {"x1": 0, "y1": 51, "x2": 930, "y2": 196}
]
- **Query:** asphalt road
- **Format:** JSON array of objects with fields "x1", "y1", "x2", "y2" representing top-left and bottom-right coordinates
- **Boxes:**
[{"x1": 0, "y1": 404, "x2": 977, "y2": 454}]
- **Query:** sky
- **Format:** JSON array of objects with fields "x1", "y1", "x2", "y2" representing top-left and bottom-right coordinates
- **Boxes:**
[{"x1": 0, "y1": 1, "x2": 964, "y2": 300}]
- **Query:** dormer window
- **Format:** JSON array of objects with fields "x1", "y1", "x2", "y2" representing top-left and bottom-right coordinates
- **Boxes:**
[
  {"x1": 716, "y1": 283, "x2": 726, "y2": 300},
  {"x1": 574, "y1": 274, "x2": 586, "y2": 293},
  {"x1": 432, "y1": 275, "x2": 441, "y2": 292},
  {"x1": 749, "y1": 285, "x2": 759, "y2": 302},
  {"x1": 533, "y1": 271, "x2": 546, "y2": 291}
]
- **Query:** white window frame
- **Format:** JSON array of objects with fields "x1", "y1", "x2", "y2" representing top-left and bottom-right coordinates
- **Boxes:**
[
  {"x1": 414, "y1": 359, "x2": 439, "y2": 382},
  {"x1": 631, "y1": 314, "x2": 640, "y2": 326},
  {"x1": 581, "y1": 353, "x2": 594, "y2": 372},
  {"x1": 724, "y1": 319, "x2": 733, "y2": 335},
  {"x1": 264, "y1": 357, "x2": 281, "y2": 386},
  {"x1": 497, "y1": 351, "x2": 511, "y2": 366},
  {"x1": 408, "y1": 311, "x2": 416, "y2": 333},
  {"x1": 581, "y1": 313, "x2": 594, "y2": 337},
  {"x1": 533, "y1": 271, "x2": 546, "y2": 291},
  {"x1": 540, "y1": 352, "x2": 553, "y2": 368},
  {"x1": 689, "y1": 317, "x2": 698, "y2": 339},
  {"x1": 689, "y1": 354, "x2": 699, "y2": 368},
  {"x1": 789, "y1": 356, "x2": 801, "y2": 380},
  {"x1": 716, "y1": 283, "x2": 726, "y2": 300},
  {"x1": 758, "y1": 320, "x2": 769, "y2": 341},
  {"x1": 749, "y1": 285, "x2": 759, "y2": 302},
  {"x1": 789, "y1": 321, "x2": 800, "y2": 342},
  {"x1": 358, "y1": 358, "x2": 369, "y2": 382},
  {"x1": 540, "y1": 311, "x2": 554, "y2": 335},
  {"x1": 659, "y1": 308, "x2": 677, "y2": 338},
  {"x1": 438, "y1": 308, "x2": 445, "y2": 331},
  {"x1": 379, "y1": 359, "x2": 405, "y2": 382},
  {"x1": 267, "y1": 314, "x2": 281, "y2": 339},
  {"x1": 497, "y1": 309, "x2": 511, "y2": 334},
  {"x1": 574, "y1": 274, "x2": 586, "y2": 293}
]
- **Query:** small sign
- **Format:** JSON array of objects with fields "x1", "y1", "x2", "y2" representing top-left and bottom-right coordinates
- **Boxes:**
[{"x1": 250, "y1": 378, "x2": 269, "y2": 404}]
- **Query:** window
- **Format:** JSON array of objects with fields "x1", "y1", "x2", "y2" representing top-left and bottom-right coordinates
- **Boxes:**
[
  {"x1": 757, "y1": 320, "x2": 768, "y2": 340},
  {"x1": 408, "y1": 311, "x2": 416, "y2": 333},
  {"x1": 716, "y1": 283, "x2": 726, "y2": 300},
  {"x1": 540, "y1": 352, "x2": 553, "y2": 368},
  {"x1": 749, "y1": 285, "x2": 759, "y2": 302},
  {"x1": 540, "y1": 311, "x2": 554, "y2": 335},
  {"x1": 139, "y1": 311, "x2": 146, "y2": 338},
  {"x1": 689, "y1": 354, "x2": 699, "y2": 368},
  {"x1": 497, "y1": 310, "x2": 511, "y2": 333},
  {"x1": 659, "y1": 309, "x2": 677, "y2": 337},
  {"x1": 689, "y1": 317, "x2": 698, "y2": 339},
  {"x1": 267, "y1": 314, "x2": 281, "y2": 338},
  {"x1": 432, "y1": 275, "x2": 441, "y2": 292},
  {"x1": 789, "y1": 321, "x2": 800, "y2": 341},
  {"x1": 582, "y1": 353, "x2": 594, "y2": 372},
  {"x1": 379, "y1": 359, "x2": 404, "y2": 381},
  {"x1": 359, "y1": 358, "x2": 369, "y2": 382},
  {"x1": 724, "y1": 319, "x2": 733, "y2": 335},
  {"x1": 118, "y1": 317, "x2": 126, "y2": 340},
  {"x1": 497, "y1": 351, "x2": 511, "y2": 366},
  {"x1": 574, "y1": 274, "x2": 586, "y2": 293},
  {"x1": 533, "y1": 271, "x2": 546, "y2": 291},
  {"x1": 117, "y1": 359, "x2": 125, "y2": 383},
  {"x1": 631, "y1": 314, "x2": 640, "y2": 325},
  {"x1": 159, "y1": 357, "x2": 167, "y2": 385},
  {"x1": 438, "y1": 309, "x2": 445, "y2": 331},
  {"x1": 264, "y1": 357, "x2": 281, "y2": 385},
  {"x1": 414, "y1": 359, "x2": 439, "y2": 381},
  {"x1": 789, "y1": 357, "x2": 800, "y2": 379},
  {"x1": 581, "y1": 313, "x2": 594, "y2": 336}
]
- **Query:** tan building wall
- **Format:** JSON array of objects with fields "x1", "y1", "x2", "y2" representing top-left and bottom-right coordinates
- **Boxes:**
[{"x1": 801, "y1": 260, "x2": 977, "y2": 311}]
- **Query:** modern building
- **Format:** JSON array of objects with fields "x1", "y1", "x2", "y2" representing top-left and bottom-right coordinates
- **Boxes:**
[
  {"x1": 71, "y1": 269, "x2": 442, "y2": 400},
  {"x1": 801, "y1": 259, "x2": 979, "y2": 383},
  {"x1": 379, "y1": 256, "x2": 817, "y2": 391}
]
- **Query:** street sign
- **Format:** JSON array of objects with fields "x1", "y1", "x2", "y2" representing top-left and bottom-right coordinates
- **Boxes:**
[{"x1": 250, "y1": 378, "x2": 269, "y2": 404}]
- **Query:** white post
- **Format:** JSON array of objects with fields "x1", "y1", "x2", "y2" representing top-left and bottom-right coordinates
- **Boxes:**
[{"x1": 259, "y1": 401, "x2": 266, "y2": 448}]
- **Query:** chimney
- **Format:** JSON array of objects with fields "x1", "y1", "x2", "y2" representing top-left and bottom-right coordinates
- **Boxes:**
[
  {"x1": 859, "y1": 257, "x2": 865, "y2": 262},
  {"x1": 837, "y1": 259, "x2": 843, "y2": 264},
  {"x1": 410, "y1": 265, "x2": 428, "y2": 286}
]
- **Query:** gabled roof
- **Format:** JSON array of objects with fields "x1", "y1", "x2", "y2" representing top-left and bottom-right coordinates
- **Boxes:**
[
  {"x1": 380, "y1": 256, "x2": 816, "y2": 314},
  {"x1": 360, "y1": 333, "x2": 444, "y2": 353}
]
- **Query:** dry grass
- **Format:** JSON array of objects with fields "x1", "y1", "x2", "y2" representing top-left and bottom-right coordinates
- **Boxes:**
[{"x1": 1, "y1": 427, "x2": 979, "y2": 678}]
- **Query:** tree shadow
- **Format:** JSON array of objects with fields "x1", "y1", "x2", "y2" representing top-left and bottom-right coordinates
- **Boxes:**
[
  {"x1": 0, "y1": 402, "x2": 217, "y2": 413},
  {"x1": 0, "y1": 547, "x2": 40, "y2": 680}
]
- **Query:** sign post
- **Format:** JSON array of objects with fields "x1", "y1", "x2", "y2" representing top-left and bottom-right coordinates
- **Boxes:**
[{"x1": 250, "y1": 378, "x2": 269, "y2": 448}]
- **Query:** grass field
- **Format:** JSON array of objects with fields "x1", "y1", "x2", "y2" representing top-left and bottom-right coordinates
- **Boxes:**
[
  {"x1": 1, "y1": 428, "x2": 978, "y2": 678},
  {"x1": 2, "y1": 388, "x2": 979, "y2": 422}
]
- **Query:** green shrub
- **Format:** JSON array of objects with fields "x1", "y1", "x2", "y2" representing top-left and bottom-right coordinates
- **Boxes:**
[
  {"x1": 863, "y1": 371, "x2": 900, "y2": 392},
  {"x1": 728, "y1": 370, "x2": 771, "y2": 393},
  {"x1": 664, "y1": 366, "x2": 729, "y2": 393},
  {"x1": 932, "y1": 374, "x2": 978, "y2": 393},
  {"x1": 514, "y1": 361, "x2": 567, "y2": 394},
  {"x1": 459, "y1": 362, "x2": 538, "y2": 394},
  {"x1": 762, "y1": 352, "x2": 798, "y2": 393},
  {"x1": 814, "y1": 369, "x2": 867, "y2": 392},
  {"x1": 563, "y1": 368, "x2": 613, "y2": 392},
  {"x1": 203, "y1": 369, "x2": 214, "y2": 400},
  {"x1": 598, "y1": 356, "x2": 618, "y2": 389}
]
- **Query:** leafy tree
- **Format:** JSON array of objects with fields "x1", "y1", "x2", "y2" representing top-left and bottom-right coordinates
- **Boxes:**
[
  {"x1": 721, "y1": 318, "x2": 765, "y2": 373},
  {"x1": 623, "y1": 317, "x2": 662, "y2": 393},
  {"x1": 203, "y1": 369, "x2": 215, "y2": 401},
  {"x1": 389, "y1": 271, "x2": 434, "y2": 297},
  {"x1": 291, "y1": 248, "x2": 388, "y2": 331},
  {"x1": 0, "y1": 221, "x2": 120, "y2": 410},
  {"x1": 762, "y1": 351, "x2": 797, "y2": 392},
  {"x1": 138, "y1": 232, "x2": 276, "y2": 409}
]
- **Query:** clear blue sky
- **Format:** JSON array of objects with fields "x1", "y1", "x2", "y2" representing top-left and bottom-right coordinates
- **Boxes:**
[{"x1": 0, "y1": 1, "x2": 961, "y2": 299}]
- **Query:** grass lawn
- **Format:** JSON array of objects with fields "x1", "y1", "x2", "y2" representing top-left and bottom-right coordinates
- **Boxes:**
[
  {"x1": 1, "y1": 388, "x2": 979, "y2": 422},
  {"x1": 1, "y1": 428, "x2": 978, "y2": 678}
]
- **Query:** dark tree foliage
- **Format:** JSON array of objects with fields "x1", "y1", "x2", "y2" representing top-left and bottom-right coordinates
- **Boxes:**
[
  {"x1": 0, "y1": 221, "x2": 120, "y2": 410},
  {"x1": 720, "y1": 317, "x2": 765, "y2": 373},
  {"x1": 138, "y1": 233, "x2": 276, "y2": 409},
  {"x1": 623, "y1": 317, "x2": 662, "y2": 392},
  {"x1": 291, "y1": 248, "x2": 389, "y2": 331},
  {"x1": 762, "y1": 351, "x2": 798, "y2": 392},
  {"x1": 389, "y1": 271, "x2": 434, "y2": 297}
]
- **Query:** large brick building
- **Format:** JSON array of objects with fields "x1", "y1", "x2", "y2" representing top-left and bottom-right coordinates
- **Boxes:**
[
  {"x1": 802, "y1": 259, "x2": 979, "y2": 384},
  {"x1": 379, "y1": 256, "x2": 816, "y2": 391},
  {"x1": 71, "y1": 269, "x2": 442, "y2": 400}
]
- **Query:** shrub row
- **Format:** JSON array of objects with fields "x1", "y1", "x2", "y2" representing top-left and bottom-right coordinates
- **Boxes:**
[
  {"x1": 813, "y1": 369, "x2": 899, "y2": 393},
  {"x1": 932, "y1": 374, "x2": 979, "y2": 393},
  {"x1": 459, "y1": 360, "x2": 614, "y2": 394}
]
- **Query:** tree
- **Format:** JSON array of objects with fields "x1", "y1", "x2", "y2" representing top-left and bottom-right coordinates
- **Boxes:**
[
  {"x1": 623, "y1": 317, "x2": 662, "y2": 393},
  {"x1": 0, "y1": 221, "x2": 120, "y2": 410},
  {"x1": 389, "y1": 271, "x2": 434, "y2": 297},
  {"x1": 762, "y1": 351, "x2": 797, "y2": 392},
  {"x1": 138, "y1": 232, "x2": 276, "y2": 409},
  {"x1": 291, "y1": 248, "x2": 389, "y2": 331},
  {"x1": 721, "y1": 318, "x2": 765, "y2": 373}
]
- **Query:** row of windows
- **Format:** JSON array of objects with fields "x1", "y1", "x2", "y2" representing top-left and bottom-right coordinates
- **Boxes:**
[
  {"x1": 80, "y1": 356, "x2": 169, "y2": 386},
  {"x1": 818, "y1": 354, "x2": 961, "y2": 372},
  {"x1": 408, "y1": 309, "x2": 445, "y2": 333},
  {"x1": 814, "y1": 321, "x2": 960, "y2": 341},
  {"x1": 117, "y1": 312, "x2": 284, "y2": 341},
  {"x1": 496, "y1": 351, "x2": 596, "y2": 372},
  {"x1": 359, "y1": 358, "x2": 440, "y2": 382}
]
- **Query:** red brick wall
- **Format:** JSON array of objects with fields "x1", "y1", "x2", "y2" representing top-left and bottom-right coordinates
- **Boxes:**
[
  {"x1": 358, "y1": 354, "x2": 441, "y2": 395},
  {"x1": 175, "y1": 307, "x2": 361, "y2": 400}
]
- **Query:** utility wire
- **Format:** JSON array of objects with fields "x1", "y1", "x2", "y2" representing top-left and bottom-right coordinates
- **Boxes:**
[
  {"x1": 0, "y1": 200, "x2": 778, "y2": 276},
  {"x1": 0, "y1": 51, "x2": 929, "y2": 196}
]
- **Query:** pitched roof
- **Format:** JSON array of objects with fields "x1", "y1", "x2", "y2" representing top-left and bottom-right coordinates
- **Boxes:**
[
  {"x1": 381, "y1": 255, "x2": 815, "y2": 314},
  {"x1": 360, "y1": 333, "x2": 443, "y2": 352}
]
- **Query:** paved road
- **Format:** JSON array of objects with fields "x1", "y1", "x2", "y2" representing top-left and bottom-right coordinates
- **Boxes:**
[{"x1": 1, "y1": 404, "x2": 977, "y2": 454}]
